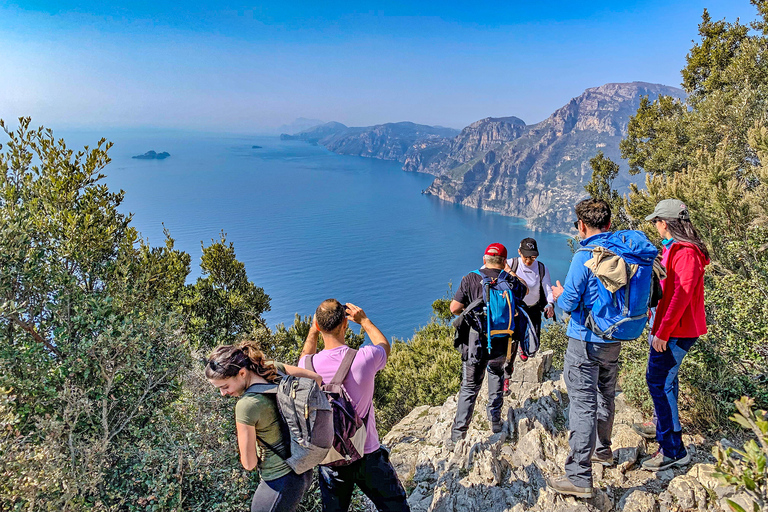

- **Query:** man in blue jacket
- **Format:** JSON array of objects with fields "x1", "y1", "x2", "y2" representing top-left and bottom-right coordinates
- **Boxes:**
[{"x1": 547, "y1": 198, "x2": 616, "y2": 499}]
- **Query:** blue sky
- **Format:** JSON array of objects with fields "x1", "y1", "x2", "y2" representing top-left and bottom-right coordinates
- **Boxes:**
[{"x1": 0, "y1": 1, "x2": 757, "y2": 132}]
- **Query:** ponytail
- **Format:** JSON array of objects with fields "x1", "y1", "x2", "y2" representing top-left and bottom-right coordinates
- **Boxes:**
[{"x1": 204, "y1": 341, "x2": 279, "y2": 383}]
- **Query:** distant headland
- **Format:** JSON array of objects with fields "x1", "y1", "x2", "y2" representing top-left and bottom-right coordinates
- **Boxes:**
[{"x1": 132, "y1": 150, "x2": 170, "y2": 160}]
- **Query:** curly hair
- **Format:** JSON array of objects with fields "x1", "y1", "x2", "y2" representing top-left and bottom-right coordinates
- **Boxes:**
[
  {"x1": 204, "y1": 340, "x2": 279, "y2": 383},
  {"x1": 575, "y1": 198, "x2": 611, "y2": 230}
]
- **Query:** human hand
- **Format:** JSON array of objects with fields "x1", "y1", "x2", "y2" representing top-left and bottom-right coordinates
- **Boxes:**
[
  {"x1": 544, "y1": 304, "x2": 555, "y2": 319},
  {"x1": 552, "y1": 280, "x2": 564, "y2": 300},
  {"x1": 345, "y1": 303, "x2": 367, "y2": 325},
  {"x1": 652, "y1": 336, "x2": 668, "y2": 352}
]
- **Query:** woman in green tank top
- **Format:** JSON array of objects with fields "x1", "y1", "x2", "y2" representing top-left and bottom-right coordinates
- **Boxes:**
[{"x1": 206, "y1": 341, "x2": 322, "y2": 512}]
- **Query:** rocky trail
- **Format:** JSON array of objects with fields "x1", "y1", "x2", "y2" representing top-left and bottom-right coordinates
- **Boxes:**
[{"x1": 381, "y1": 351, "x2": 753, "y2": 512}]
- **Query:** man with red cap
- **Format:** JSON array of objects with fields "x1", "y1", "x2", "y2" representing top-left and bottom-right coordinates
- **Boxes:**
[{"x1": 447, "y1": 243, "x2": 527, "y2": 448}]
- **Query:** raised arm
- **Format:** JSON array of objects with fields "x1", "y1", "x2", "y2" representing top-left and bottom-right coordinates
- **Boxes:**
[
  {"x1": 346, "y1": 303, "x2": 390, "y2": 357},
  {"x1": 300, "y1": 319, "x2": 320, "y2": 360},
  {"x1": 282, "y1": 364, "x2": 323, "y2": 386}
]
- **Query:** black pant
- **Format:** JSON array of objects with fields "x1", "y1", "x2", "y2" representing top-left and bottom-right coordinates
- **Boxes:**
[
  {"x1": 318, "y1": 447, "x2": 410, "y2": 512},
  {"x1": 251, "y1": 470, "x2": 313, "y2": 512},
  {"x1": 451, "y1": 354, "x2": 508, "y2": 440}
]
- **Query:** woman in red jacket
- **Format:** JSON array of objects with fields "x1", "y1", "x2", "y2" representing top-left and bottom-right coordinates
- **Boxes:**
[{"x1": 640, "y1": 199, "x2": 710, "y2": 471}]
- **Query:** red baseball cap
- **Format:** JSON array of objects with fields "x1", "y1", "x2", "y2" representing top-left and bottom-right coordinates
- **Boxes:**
[{"x1": 484, "y1": 243, "x2": 507, "y2": 259}]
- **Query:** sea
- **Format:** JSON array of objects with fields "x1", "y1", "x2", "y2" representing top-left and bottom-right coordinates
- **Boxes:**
[{"x1": 58, "y1": 129, "x2": 574, "y2": 340}]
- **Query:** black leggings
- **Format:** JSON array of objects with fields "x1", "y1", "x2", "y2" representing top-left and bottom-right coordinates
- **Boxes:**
[{"x1": 251, "y1": 469, "x2": 313, "y2": 512}]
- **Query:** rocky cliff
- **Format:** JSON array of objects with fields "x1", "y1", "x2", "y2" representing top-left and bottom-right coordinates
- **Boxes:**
[
  {"x1": 281, "y1": 122, "x2": 459, "y2": 162},
  {"x1": 419, "y1": 82, "x2": 685, "y2": 233},
  {"x1": 403, "y1": 116, "x2": 527, "y2": 174},
  {"x1": 382, "y1": 351, "x2": 752, "y2": 512}
]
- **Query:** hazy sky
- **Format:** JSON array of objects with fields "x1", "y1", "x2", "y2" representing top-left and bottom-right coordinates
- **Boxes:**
[{"x1": 0, "y1": 1, "x2": 757, "y2": 132}]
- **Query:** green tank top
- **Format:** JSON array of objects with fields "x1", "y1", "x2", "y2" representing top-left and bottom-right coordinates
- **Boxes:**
[{"x1": 234, "y1": 363, "x2": 291, "y2": 481}]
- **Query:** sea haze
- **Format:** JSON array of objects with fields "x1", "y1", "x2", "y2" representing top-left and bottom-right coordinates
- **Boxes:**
[{"x1": 60, "y1": 130, "x2": 573, "y2": 340}]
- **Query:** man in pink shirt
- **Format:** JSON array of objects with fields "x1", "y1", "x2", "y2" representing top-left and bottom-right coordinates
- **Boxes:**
[{"x1": 299, "y1": 299, "x2": 410, "y2": 512}]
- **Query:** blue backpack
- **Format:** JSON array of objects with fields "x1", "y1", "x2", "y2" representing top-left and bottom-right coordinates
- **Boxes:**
[
  {"x1": 472, "y1": 269, "x2": 519, "y2": 352},
  {"x1": 577, "y1": 230, "x2": 658, "y2": 341}
]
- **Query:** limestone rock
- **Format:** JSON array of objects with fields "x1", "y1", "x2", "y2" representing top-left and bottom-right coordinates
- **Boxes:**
[
  {"x1": 618, "y1": 489, "x2": 659, "y2": 512},
  {"x1": 667, "y1": 474, "x2": 709, "y2": 511}
]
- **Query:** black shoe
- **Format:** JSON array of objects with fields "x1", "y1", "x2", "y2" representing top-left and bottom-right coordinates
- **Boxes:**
[{"x1": 491, "y1": 420, "x2": 503, "y2": 434}]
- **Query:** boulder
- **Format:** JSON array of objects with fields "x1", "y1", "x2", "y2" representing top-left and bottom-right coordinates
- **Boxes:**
[{"x1": 618, "y1": 489, "x2": 659, "y2": 512}]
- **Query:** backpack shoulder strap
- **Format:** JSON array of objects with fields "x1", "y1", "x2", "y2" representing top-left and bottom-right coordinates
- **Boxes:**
[
  {"x1": 510, "y1": 258, "x2": 519, "y2": 273},
  {"x1": 305, "y1": 354, "x2": 315, "y2": 373},
  {"x1": 329, "y1": 349, "x2": 358, "y2": 387},
  {"x1": 245, "y1": 383, "x2": 278, "y2": 395},
  {"x1": 537, "y1": 261, "x2": 544, "y2": 280}
]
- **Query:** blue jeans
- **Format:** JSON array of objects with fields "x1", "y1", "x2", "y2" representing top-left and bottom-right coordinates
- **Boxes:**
[
  {"x1": 318, "y1": 447, "x2": 410, "y2": 512},
  {"x1": 646, "y1": 336, "x2": 697, "y2": 460},
  {"x1": 251, "y1": 469, "x2": 313, "y2": 512}
]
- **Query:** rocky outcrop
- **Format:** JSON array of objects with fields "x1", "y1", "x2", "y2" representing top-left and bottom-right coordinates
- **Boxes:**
[
  {"x1": 132, "y1": 150, "x2": 170, "y2": 160},
  {"x1": 281, "y1": 122, "x2": 459, "y2": 162},
  {"x1": 403, "y1": 117, "x2": 527, "y2": 175},
  {"x1": 382, "y1": 350, "x2": 748, "y2": 512},
  {"x1": 420, "y1": 82, "x2": 686, "y2": 233}
]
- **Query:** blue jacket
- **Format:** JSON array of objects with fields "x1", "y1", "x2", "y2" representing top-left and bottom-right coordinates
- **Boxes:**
[{"x1": 557, "y1": 232, "x2": 613, "y2": 343}]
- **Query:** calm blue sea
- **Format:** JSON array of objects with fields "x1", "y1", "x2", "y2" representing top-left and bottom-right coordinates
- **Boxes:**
[{"x1": 59, "y1": 129, "x2": 573, "y2": 340}]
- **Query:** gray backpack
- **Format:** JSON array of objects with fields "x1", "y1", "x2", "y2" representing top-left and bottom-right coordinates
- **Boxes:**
[{"x1": 246, "y1": 373, "x2": 334, "y2": 475}]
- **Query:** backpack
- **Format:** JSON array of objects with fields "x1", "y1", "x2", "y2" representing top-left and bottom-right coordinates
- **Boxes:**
[
  {"x1": 509, "y1": 259, "x2": 549, "y2": 309},
  {"x1": 515, "y1": 305, "x2": 539, "y2": 357},
  {"x1": 306, "y1": 349, "x2": 367, "y2": 466},
  {"x1": 245, "y1": 374, "x2": 334, "y2": 475},
  {"x1": 472, "y1": 269, "x2": 518, "y2": 352},
  {"x1": 576, "y1": 230, "x2": 658, "y2": 341}
]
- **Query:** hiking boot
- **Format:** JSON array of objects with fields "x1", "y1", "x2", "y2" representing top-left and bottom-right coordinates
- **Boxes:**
[
  {"x1": 641, "y1": 450, "x2": 691, "y2": 471},
  {"x1": 503, "y1": 378, "x2": 511, "y2": 396},
  {"x1": 546, "y1": 475, "x2": 593, "y2": 499},
  {"x1": 632, "y1": 421, "x2": 657, "y2": 439},
  {"x1": 491, "y1": 420, "x2": 503, "y2": 434},
  {"x1": 518, "y1": 345, "x2": 528, "y2": 362},
  {"x1": 591, "y1": 451, "x2": 614, "y2": 467},
  {"x1": 445, "y1": 435, "x2": 464, "y2": 452}
]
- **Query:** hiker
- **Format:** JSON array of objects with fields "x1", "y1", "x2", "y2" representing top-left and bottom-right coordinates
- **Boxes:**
[
  {"x1": 548, "y1": 198, "x2": 657, "y2": 499},
  {"x1": 299, "y1": 300, "x2": 410, "y2": 512},
  {"x1": 507, "y1": 237, "x2": 555, "y2": 352},
  {"x1": 205, "y1": 342, "x2": 323, "y2": 512},
  {"x1": 636, "y1": 199, "x2": 709, "y2": 471},
  {"x1": 448, "y1": 243, "x2": 528, "y2": 448}
]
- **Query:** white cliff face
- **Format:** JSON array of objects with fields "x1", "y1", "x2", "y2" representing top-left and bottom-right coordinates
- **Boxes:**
[{"x1": 381, "y1": 351, "x2": 749, "y2": 512}]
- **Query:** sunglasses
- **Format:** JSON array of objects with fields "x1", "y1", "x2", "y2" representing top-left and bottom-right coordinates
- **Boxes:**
[
  {"x1": 204, "y1": 359, "x2": 241, "y2": 373},
  {"x1": 573, "y1": 220, "x2": 580, "y2": 229}
]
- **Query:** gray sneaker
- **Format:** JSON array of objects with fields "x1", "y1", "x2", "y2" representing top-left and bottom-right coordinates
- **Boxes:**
[
  {"x1": 591, "y1": 451, "x2": 614, "y2": 466},
  {"x1": 547, "y1": 475, "x2": 593, "y2": 498},
  {"x1": 632, "y1": 421, "x2": 657, "y2": 439},
  {"x1": 641, "y1": 450, "x2": 691, "y2": 471}
]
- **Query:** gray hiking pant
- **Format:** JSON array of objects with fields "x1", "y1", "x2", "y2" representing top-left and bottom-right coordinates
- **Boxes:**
[
  {"x1": 451, "y1": 354, "x2": 507, "y2": 440},
  {"x1": 563, "y1": 337, "x2": 621, "y2": 488}
]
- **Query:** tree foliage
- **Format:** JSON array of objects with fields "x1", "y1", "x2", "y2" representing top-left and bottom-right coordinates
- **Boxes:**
[{"x1": 585, "y1": 1, "x2": 768, "y2": 430}]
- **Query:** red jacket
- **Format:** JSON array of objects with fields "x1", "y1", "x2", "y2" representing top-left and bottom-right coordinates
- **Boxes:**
[{"x1": 652, "y1": 241, "x2": 709, "y2": 341}]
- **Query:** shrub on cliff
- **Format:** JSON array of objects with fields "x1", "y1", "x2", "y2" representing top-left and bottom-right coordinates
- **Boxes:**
[{"x1": 586, "y1": 1, "x2": 768, "y2": 432}]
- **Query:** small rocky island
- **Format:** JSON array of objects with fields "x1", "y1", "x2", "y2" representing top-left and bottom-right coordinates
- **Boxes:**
[{"x1": 132, "y1": 150, "x2": 170, "y2": 160}]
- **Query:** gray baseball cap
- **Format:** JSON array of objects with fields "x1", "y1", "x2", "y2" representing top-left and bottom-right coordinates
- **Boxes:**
[{"x1": 645, "y1": 198, "x2": 690, "y2": 221}]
